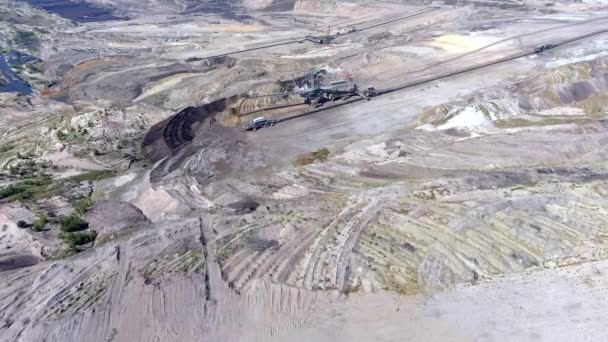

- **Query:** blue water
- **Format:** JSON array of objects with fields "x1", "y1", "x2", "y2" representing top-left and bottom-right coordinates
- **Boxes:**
[
  {"x1": 18, "y1": 0, "x2": 123, "y2": 23},
  {"x1": 0, "y1": 53, "x2": 33, "y2": 94},
  {"x1": 8, "y1": 50, "x2": 38, "y2": 65}
]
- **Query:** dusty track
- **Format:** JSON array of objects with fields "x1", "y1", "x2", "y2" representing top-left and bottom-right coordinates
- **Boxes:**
[
  {"x1": 241, "y1": 26, "x2": 608, "y2": 125},
  {"x1": 381, "y1": 28, "x2": 608, "y2": 94},
  {"x1": 6, "y1": 2, "x2": 608, "y2": 341},
  {"x1": 194, "y1": 7, "x2": 438, "y2": 60}
]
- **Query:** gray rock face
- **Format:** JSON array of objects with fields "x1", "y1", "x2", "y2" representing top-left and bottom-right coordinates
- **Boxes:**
[
  {"x1": 0, "y1": 253, "x2": 40, "y2": 272},
  {"x1": 0, "y1": 204, "x2": 44, "y2": 270}
]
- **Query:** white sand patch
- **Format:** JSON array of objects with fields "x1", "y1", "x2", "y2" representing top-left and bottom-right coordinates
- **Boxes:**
[
  {"x1": 419, "y1": 99, "x2": 522, "y2": 131},
  {"x1": 133, "y1": 186, "x2": 179, "y2": 221},
  {"x1": 54, "y1": 169, "x2": 86, "y2": 179},
  {"x1": 547, "y1": 51, "x2": 608, "y2": 68},
  {"x1": 46, "y1": 150, "x2": 107, "y2": 171},
  {"x1": 281, "y1": 44, "x2": 360, "y2": 59},
  {"x1": 546, "y1": 40, "x2": 608, "y2": 68},
  {"x1": 273, "y1": 184, "x2": 310, "y2": 199},
  {"x1": 535, "y1": 107, "x2": 585, "y2": 116},
  {"x1": 532, "y1": 14, "x2": 591, "y2": 21},
  {"x1": 113, "y1": 172, "x2": 138, "y2": 187},
  {"x1": 437, "y1": 105, "x2": 489, "y2": 130}
]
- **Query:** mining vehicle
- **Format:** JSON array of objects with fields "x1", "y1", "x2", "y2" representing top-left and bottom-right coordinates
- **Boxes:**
[
  {"x1": 243, "y1": 117, "x2": 276, "y2": 131},
  {"x1": 534, "y1": 43, "x2": 558, "y2": 53},
  {"x1": 304, "y1": 35, "x2": 335, "y2": 45}
]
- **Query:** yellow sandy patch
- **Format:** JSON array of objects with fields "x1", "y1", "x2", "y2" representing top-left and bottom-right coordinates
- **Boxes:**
[
  {"x1": 134, "y1": 73, "x2": 203, "y2": 102},
  {"x1": 430, "y1": 34, "x2": 494, "y2": 54}
]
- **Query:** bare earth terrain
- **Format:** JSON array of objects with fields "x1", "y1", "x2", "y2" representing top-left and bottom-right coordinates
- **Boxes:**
[{"x1": 2, "y1": 0, "x2": 608, "y2": 341}]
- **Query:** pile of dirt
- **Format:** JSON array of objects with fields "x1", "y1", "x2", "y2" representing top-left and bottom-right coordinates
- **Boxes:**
[{"x1": 142, "y1": 96, "x2": 241, "y2": 163}]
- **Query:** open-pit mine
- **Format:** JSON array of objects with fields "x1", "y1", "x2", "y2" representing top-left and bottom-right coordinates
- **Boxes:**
[{"x1": 2, "y1": 0, "x2": 608, "y2": 341}]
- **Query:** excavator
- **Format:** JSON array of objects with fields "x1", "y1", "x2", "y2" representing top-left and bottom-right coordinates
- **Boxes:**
[
  {"x1": 299, "y1": 68, "x2": 377, "y2": 106},
  {"x1": 302, "y1": 83, "x2": 378, "y2": 106},
  {"x1": 303, "y1": 25, "x2": 335, "y2": 45}
]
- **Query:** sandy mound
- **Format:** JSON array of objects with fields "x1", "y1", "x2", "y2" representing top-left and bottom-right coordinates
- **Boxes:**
[
  {"x1": 430, "y1": 34, "x2": 497, "y2": 54},
  {"x1": 85, "y1": 201, "x2": 151, "y2": 239}
]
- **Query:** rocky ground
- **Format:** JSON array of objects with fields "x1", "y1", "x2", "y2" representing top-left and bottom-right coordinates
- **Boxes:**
[{"x1": 2, "y1": 0, "x2": 608, "y2": 341}]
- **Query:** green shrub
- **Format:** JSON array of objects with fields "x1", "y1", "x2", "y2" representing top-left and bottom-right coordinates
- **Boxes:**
[
  {"x1": 14, "y1": 30, "x2": 39, "y2": 48},
  {"x1": 8, "y1": 160, "x2": 44, "y2": 178},
  {"x1": 56, "y1": 130, "x2": 68, "y2": 141},
  {"x1": 68, "y1": 170, "x2": 116, "y2": 183},
  {"x1": 61, "y1": 231, "x2": 97, "y2": 252},
  {"x1": 27, "y1": 62, "x2": 44, "y2": 74},
  {"x1": 55, "y1": 126, "x2": 89, "y2": 143},
  {"x1": 311, "y1": 148, "x2": 330, "y2": 161},
  {"x1": 0, "y1": 169, "x2": 116, "y2": 203},
  {"x1": 76, "y1": 197, "x2": 94, "y2": 215},
  {"x1": 33, "y1": 214, "x2": 47, "y2": 232},
  {"x1": 60, "y1": 214, "x2": 89, "y2": 232},
  {"x1": 0, "y1": 176, "x2": 53, "y2": 201}
]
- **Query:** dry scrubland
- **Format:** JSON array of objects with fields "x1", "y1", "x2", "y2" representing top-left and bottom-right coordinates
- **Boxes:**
[{"x1": 2, "y1": 0, "x2": 608, "y2": 340}]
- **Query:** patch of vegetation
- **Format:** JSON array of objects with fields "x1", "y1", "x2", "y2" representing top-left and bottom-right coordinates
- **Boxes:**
[
  {"x1": 383, "y1": 269, "x2": 421, "y2": 295},
  {"x1": 76, "y1": 197, "x2": 94, "y2": 215},
  {"x1": 60, "y1": 214, "x2": 89, "y2": 233},
  {"x1": 0, "y1": 144, "x2": 13, "y2": 154},
  {"x1": 68, "y1": 170, "x2": 116, "y2": 183},
  {"x1": 342, "y1": 282, "x2": 362, "y2": 296},
  {"x1": 61, "y1": 231, "x2": 97, "y2": 252},
  {"x1": 56, "y1": 125, "x2": 88, "y2": 143},
  {"x1": 432, "y1": 108, "x2": 461, "y2": 126},
  {"x1": 419, "y1": 104, "x2": 451, "y2": 124},
  {"x1": 478, "y1": 105, "x2": 491, "y2": 119},
  {"x1": 8, "y1": 159, "x2": 52, "y2": 178},
  {"x1": 32, "y1": 214, "x2": 47, "y2": 232},
  {"x1": 0, "y1": 176, "x2": 54, "y2": 201},
  {"x1": 26, "y1": 61, "x2": 44, "y2": 74},
  {"x1": 13, "y1": 30, "x2": 39, "y2": 48},
  {"x1": 413, "y1": 189, "x2": 436, "y2": 200},
  {"x1": 0, "y1": 166, "x2": 117, "y2": 204},
  {"x1": 579, "y1": 93, "x2": 608, "y2": 116},
  {"x1": 494, "y1": 117, "x2": 593, "y2": 129},
  {"x1": 215, "y1": 235, "x2": 247, "y2": 265},
  {"x1": 295, "y1": 147, "x2": 331, "y2": 166}
]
